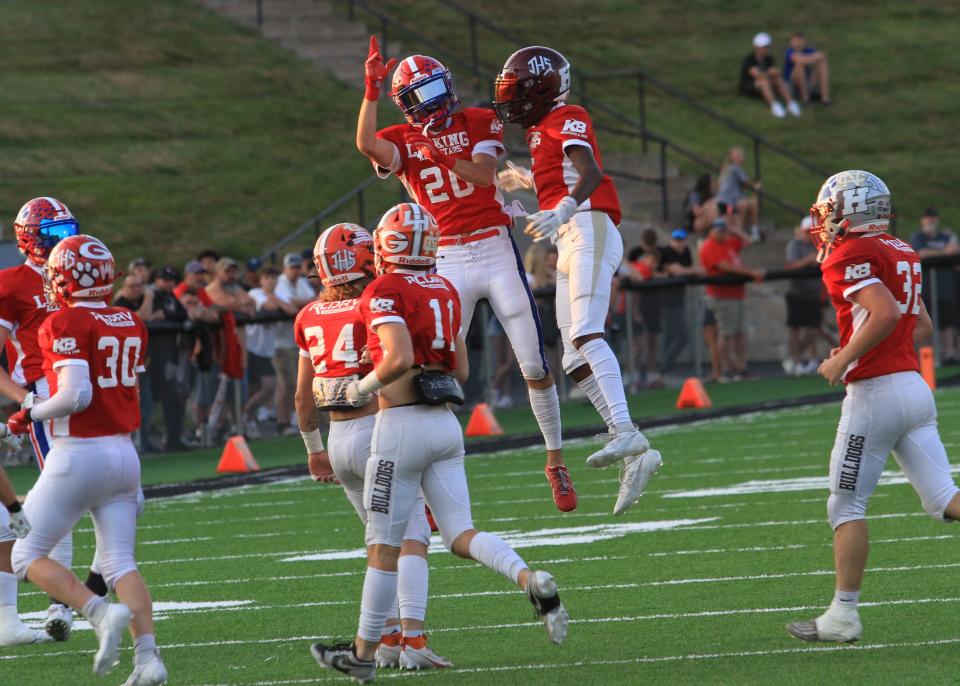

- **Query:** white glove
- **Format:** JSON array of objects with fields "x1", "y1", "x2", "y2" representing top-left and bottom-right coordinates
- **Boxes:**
[
  {"x1": 343, "y1": 380, "x2": 372, "y2": 407},
  {"x1": 497, "y1": 160, "x2": 536, "y2": 192},
  {"x1": 8, "y1": 508, "x2": 30, "y2": 538},
  {"x1": 21, "y1": 391, "x2": 37, "y2": 409},
  {"x1": 524, "y1": 196, "x2": 579, "y2": 242},
  {"x1": 0, "y1": 423, "x2": 23, "y2": 451}
]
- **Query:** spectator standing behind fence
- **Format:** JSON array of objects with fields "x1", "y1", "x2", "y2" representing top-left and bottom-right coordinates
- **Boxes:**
[
  {"x1": 624, "y1": 243, "x2": 665, "y2": 389},
  {"x1": 699, "y1": 218, "x2": 764, "y2": 381},
  {"x1": 244, "y1": 266, "x2": 297, "y2": 437},
  {"x1": 145, "y1": 267, "x2": 190, "y2": 452},
  {"x1": 242, "y1": 257, "x2": 262, "y2": 291},
  {"x1": 685, "y1": 174, "x2": 719, "y2": 237},
  {"x1": 128, "y1": 257, "x2": 152, "y2": 285},
  {"x1": 739, "y1": 32, "x2": 801, "y2": 118},
  {"x1": 717, "y1": 147, "x2": 762, "y2": 240},
  {"x1": 783, "y1": 216, "x2": 823, "y2": 376},
  {"x1": 273, "y1": 252, "x2": 315, "y2": 434},
  {"x1": 783, "y1": 32, "x2": 831, "y2": 106},
  {"x1": 197, "y1": 248, "x2": 220, "y2": 285},
  {"x1": 659, "y1": 229, "x2": 704, "y2": 373},
  {"x1": 910, "y1": 207, "x2": 959, "y2": 364}
]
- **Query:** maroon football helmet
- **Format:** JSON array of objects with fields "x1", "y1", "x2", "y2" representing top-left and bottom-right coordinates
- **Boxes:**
[{"x1": 493, "y1": 46, "x2": 571, "y2": 128}]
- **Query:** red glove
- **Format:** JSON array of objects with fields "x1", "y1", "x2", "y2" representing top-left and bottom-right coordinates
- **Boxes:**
[
  {"x1": 406, "y1": 132, "x2": 455, "y2": 170},
  {"x1": 6, "y1": 408, "x2": 32, "y2": 436},
  {"x1": 364, "y1": 36, "x2": 397, "y2": 101}
]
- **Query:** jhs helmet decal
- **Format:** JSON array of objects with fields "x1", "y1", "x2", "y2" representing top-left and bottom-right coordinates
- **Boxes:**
[{"x1": 330, "y1": 248, "x2": 357, "y2": 272}]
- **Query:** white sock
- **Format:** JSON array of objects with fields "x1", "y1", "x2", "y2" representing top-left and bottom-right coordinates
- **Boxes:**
[
  {"x1": 49, "y1": 533, "x2": 73, "y2": 570},
  {"x1": 357, "y1": 567, "x2": 398, "y2": 643},
  {"x1": 0, "y1": 571, "x2": 17, "y2": 608},
  {"x1": 81, "y1": 595, "x2": 107, "y2": 623},
  {"x1": 134, "y1": 633, "x2": 157, "y2": 666},
  {"x1": 831, "y1": 589, "x2": 860, "y2": 612},
  {"x1": 576, "y1": 338, "x2": 631, "y2": 429},
  {"x1": 468, "y1": 532, "x2": 527, "y2": 585},
  {"x1": 576, "y1": 374, "x2": 613, "y2": 430},
  {"x1": 397, "y1": 555, "x2": 428, "y2": 623},
  {"x1": 528, "y1": 384, "x2": 562, "y2": 450}
]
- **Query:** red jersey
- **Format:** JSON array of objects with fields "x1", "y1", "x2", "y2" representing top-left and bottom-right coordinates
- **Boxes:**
[
  {"x1": 375, "y1": 108, "x2": 510, "y2": 237},
  {"x1": 822, "y1": 234, "x2": 921, "y2": 383},
  {"x1": 293, "y1": 298, "x2": 372, "y2": 378},
  {"x1": 527, "y1": 104, "x2": 621, "y2": 225},
  {"x1": 173, "y1": 282, "x2": 213, "y2": 306},
  {"x1": 359, "y1": 271, "x2": 461, "y2": 371},
  {"x1": 0, "y1": 261, "x2": 58, "y2": 385},
  {"x1": 38, "y1": 304, "x2": 147, "y2": 438},
  {"x1": 700, "y1": 234, "x2": 747, "y2": 299}
]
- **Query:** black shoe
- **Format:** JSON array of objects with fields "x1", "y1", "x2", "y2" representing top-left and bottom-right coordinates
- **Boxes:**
[{"x1": 311, "y1": 642, "x2": 375, "y2": 683}]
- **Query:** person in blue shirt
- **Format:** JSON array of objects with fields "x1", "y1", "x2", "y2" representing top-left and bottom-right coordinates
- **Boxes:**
[{"x1": 784, "y1": 32, "x2": 832, "y2": 106}]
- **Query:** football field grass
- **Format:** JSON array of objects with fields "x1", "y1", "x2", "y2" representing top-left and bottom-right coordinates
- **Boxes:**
[{"x1": 5, "y1": 389, "x2": 960, "y2": 685}]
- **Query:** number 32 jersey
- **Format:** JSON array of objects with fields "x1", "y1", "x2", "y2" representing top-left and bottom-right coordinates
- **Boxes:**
[
  {"x1": 294, "y1": 298, "x2": 372, "y2": 379},
  {"x1": 821, "y1": 234, "x2": 920, "y2": 383},
  {"x1": 375, "y1": 108, "x2": 511, "y2": 237},
  {"x1": 38, "y1": 304, "x2": 147, "y2": 437}
]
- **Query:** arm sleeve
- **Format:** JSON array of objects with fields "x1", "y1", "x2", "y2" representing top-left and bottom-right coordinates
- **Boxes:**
[
  {"x1": 374, "y1": 129, "x2": 403, "y2": 178},
  {"x1": 30, "y1": 363, "x2": 93, "y2": 421},
  {"x1": 471, "y1": 110, "x2": 506, "y2": 160}
]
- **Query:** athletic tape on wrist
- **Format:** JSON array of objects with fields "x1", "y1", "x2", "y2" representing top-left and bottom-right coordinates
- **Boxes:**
[{"x1": 301, "y1": 429, "x2": 325, "y2": 454}]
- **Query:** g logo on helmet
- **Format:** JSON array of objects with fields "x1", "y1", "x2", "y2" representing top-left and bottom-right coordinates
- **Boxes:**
[
  {"x1": 78, "y1": 239, "x2": 110, "y2": 260},
  {"x1": 379, "y1": 229, "x2": 409, "y2": 254}
]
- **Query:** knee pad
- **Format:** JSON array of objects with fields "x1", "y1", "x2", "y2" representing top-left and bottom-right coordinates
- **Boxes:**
[
  {"x1": 827, "y1": 491, "x2": 867, "y2": 530},
  {"x1": 520, "y1": 364, "x2": 547, "y2": 381}
]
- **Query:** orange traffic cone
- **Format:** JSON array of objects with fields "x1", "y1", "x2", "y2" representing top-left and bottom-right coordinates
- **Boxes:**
[
  {"x1": 464, "y1": 403, "x2": 504, "y2": 437},
  {"x1": 920, "y1": 346, "x2": 936, "y2": 391},
  {"x1": 676, "y1": 377, "x2": 712, "y2": 409},
  {"x1": 217, "y1": 435, "x2": 260, "y2": 473}
]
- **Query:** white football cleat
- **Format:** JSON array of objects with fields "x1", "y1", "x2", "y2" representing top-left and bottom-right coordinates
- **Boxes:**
[
  {"x1": 786, "y1": 609, "x2": 862, "y2": 643},
  {"x1": 123, "y1": 649, "x2": 168, "y2": 685},
  {"x1": 525, "y1": 570, "x2": 569, "y2": 645},
  {"x1": 399, "y1": 635, "x2": 453, "y2": 670},
  {"x1": 587, "y1": 427, "x2": 649, "y2": 468},
  {"x1": 614, "y1": 449, "x2": 663, "y2": 515},
  {"x1": 374, "y1": 632, "x2": 402, "y2": 668},
  {"x1": 0, "y1": 615, "x2": 52, "y2": 646},
  {"x1": 44, "y1": 603, "x2": 73, "y2": 642},
  {"x1": 90, "y1": 602, "x2": 132, "y2": 676}
]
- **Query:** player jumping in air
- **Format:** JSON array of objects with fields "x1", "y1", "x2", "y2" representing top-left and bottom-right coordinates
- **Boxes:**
[
  {"x1": 493, "y1": 46, "x2": 662, "y2": 515},
  {"x1": 310, "y1": 203, "x2": 568, "y2": 683},
  {"x1": 294, "y1": 223, "x2": 450, "y2": 669},
  {"x1": 356, "y1": 37, "x2": 574, "y2": 512},
  {"x1": 7, "y1": 234, "x2": 167, "y2": 685},
  {"x1": 785, "y1": 170, "x2": 960, "y2": 643}
]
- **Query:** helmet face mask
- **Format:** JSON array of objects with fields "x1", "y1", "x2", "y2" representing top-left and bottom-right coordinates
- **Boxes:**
[
  {"x1": 373, "y1": 203, "x2": 440, "y2": 277},
  {"x1": 493, "y1": 46, "x2": 571, "y2": 128},
  {"x1": 313, "y1": 223, "x2": 375, "y2": 288},
  {"x1": 391, "y1": 56, "x2": 459, "y2": 127},
  {"x1": 809, "y1": 170, "x2": 893, "y2": 262},
  {"x1": 14, "y1": 197, "x2": 79, "y2": 265}
]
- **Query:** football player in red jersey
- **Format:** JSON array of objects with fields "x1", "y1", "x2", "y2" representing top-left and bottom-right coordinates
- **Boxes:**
[
  {"x1": 311, "y1": 204, "x2": 568, "y2": 683},
  {"x1": 294, "y1": 222, "x2": 449, "y2": 670},
  {"x1": 356, "y1": 37, "x2": 574, "y2": 513},
  {"x1": 494, "y1": 46, "x2": 662, "y2": 515},
  {"x1": 7, "y1": 235, "x2": 167, "y2": 684},
  {"x1": 0, "y1": 197, "x2": 82, "y2": 645},
  {"x1": 785, "y1": 171, "x2": 960, "y2": 644}
]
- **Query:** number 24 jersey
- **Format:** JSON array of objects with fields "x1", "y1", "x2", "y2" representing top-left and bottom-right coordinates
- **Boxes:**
[
  {"x1": 294, "y1": 298, "x2": 372, "y2": 379},
  {"x1": 38, "y1": 304, "x2": 147, "y2": 437}
]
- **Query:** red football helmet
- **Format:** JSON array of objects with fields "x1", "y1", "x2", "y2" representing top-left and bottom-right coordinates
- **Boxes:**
[
  {"x1": 390, "y1": 55, "x2": 459, "y2": 127},
  {"x1": 44, "y1": 234, "x2": 116, "y2": 306},
  {"x1": 373, "y1": 203, "x2": 440, "y2": 276},
  {"x1": 313, "y1": 223, "x2": 375, "y2": 287},
  {"x1": 13, "y1": 197, "x2": 80, "y2": 265},
  {"x1": 493, "y1": 46, "x2": 571, "y2": 128}
]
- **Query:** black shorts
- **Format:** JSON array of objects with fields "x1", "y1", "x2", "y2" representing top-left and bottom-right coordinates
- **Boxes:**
[
  {"x1": 786, "y1": 294, "x2": 823, "y2": 329},
  {"x1": 739, "y1": 80, "x2": 763, "y2": 99},
  {"x1": 247, "y1": 351, "x2": 276, "y2": 384},
  {"x1": 640, "y1": 295, "x2": 662, "y2": 335}
]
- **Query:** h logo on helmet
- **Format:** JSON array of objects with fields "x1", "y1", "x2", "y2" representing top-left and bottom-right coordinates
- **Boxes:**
[
  {"x1": 527, "y1": 55, "x2": 553, "y2": 75},
  {"x1": 841, "y1": 187, "x2": 869, "y2": 215},
  {"x1": 330, "y1": 249, "x2": 357, "y2": 272}
]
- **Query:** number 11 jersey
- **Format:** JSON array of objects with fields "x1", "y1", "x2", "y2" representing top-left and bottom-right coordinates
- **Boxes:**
[
  {"x1": 821, "y1": 234, "x2": 921, "y2": 383},
  {"x1": 38, "y1": 303, "x2": 147, "y2": 437},
  {"x1": 374, "y1": 108, "x2": 511, "y2": 237}
]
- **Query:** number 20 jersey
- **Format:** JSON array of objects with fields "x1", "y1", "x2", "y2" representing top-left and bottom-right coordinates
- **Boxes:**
[
  {"x1": 294, "y1": 298, "x2": 372, "y2": 379},
  {"x1": 821, "y1": 234, "x2": 920, "y2": 383},
  {"x1": 38, "y1": 305, "x2": 147, "y2": 437},
  {"x1": 375, "y1": 108, "x2": 511, "y2": 237}
]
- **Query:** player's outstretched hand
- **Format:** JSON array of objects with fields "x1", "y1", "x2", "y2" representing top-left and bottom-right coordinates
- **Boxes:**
[
  {"x1": 6, "y1": 409, "x2": 32, "y2": 436},
  {"x1": 8, "y1": 508, "x2": 30, "y2": 538},
  {"x1": 524, "y1": 196, "x2": 578, "y2": 242},
  {"x1": 308, "y1": 451, "x2": 339, "y2": 484},
  {"x1": 364, "y1": 36, "x2": 397, "y2": 101},
  {"x1": 498, "y1": 160, "x2": 536, "y2": 192}
]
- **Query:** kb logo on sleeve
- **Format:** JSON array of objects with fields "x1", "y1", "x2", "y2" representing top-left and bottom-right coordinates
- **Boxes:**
[
  {"x1": 561, "y1": 119, "x2": 588, "y2": 135},
  {"x1": 52, "y1": 337, "x2": 78, "y2": 354},
  {"x1": 844, "y1": 263, "x2": 871, "y2": 281}
]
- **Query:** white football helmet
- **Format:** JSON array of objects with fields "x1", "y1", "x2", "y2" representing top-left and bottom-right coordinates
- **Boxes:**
[{"x1": 810, "y1": 170, "x2": 892, "y2": 262}]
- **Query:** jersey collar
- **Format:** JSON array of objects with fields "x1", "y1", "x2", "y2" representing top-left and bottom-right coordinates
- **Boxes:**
[
  {"x1": 24, "y1": 260, "x2": 44, "y2": 276},
  {"x1": 72, "y1": 300, "x2": 108, "y2": 309}
]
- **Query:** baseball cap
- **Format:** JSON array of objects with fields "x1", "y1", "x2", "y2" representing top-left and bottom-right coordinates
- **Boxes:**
[
  {"x1": 246, "y1": 257, "x2": 262, "y2": 272},
  {"x1": 128, "y1": 257, "x2": 150, "y2": 270},
  {"x1": 216, "y1": 257, "x2": 238, "y2": 272},
  {"x1": 671, "y1": 228, "x2": 688, "y2": 240},
  {"x1": 184, "y1": 260, "x2": 206, "y2": 275},
  {"x1": 283, "y1": 252, "x2": 303, "y2": 268},
  {"x1": 711, "y1": 218, "x2": 727, "y2": 231},
  {"x1": 800, "y1": 216, "x2": 814, "y2": 230},
  {"x1": 922, "y1": 207, "x2": 939, "y2": 217},
  {"x1": 753, "y1": 32, "x2": 772, "y2": 48},
  {"x1": 157, "y1": 266, "x2": 179, "y2": 281}
]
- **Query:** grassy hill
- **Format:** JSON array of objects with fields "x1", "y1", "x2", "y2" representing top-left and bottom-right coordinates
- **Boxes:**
[
  {"x1": 378, "y1": 0, "x2": 959, "y2": 233},
  {"x1": 0, "y1": 0, "x2": 396, "y2": 267}
]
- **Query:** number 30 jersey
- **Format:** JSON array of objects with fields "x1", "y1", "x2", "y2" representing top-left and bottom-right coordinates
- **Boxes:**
[
  {"x1": 821, "y1": 234, "x2": 920, "y2": 383},
  {"x1": 294, "y1": 298, "x2": 372, "y2": 379},
  {"x1": 38, "y1": 303, "x2": 147, "y2": 437},
  {"x1": 375, "y1": 108, "x2": 511, "y2": 237},
  {"x1": 360, "y1": 271, "x2": 462, "y2": 371}
]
